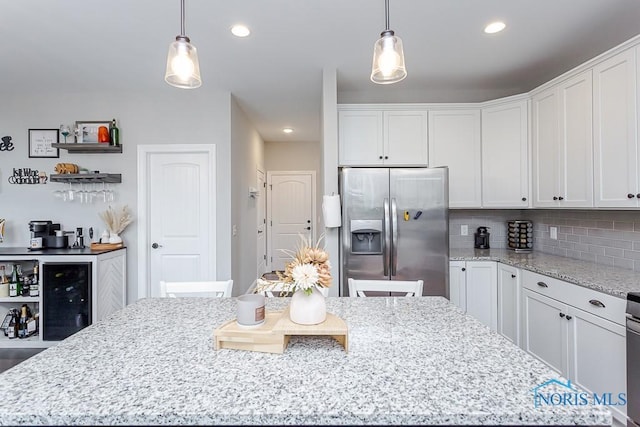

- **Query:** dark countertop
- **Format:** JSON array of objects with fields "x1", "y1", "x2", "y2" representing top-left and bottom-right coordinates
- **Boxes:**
[{"x1": 0, "y1": 246, "x2": 125, "y2": 256}]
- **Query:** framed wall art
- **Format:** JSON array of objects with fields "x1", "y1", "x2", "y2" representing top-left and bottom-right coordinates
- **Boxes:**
[
  {"x1": 28, "y1": 129, "x2": 59, "y2": 158},
  {"x1": 75, "y1": 120, "x2": 111, "y2": 144}
]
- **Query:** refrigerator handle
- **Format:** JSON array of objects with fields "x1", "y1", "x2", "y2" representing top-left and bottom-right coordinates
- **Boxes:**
[
  {"x1": 383, "y1": 198, "x2": 390, "y2": 277},
  {"x1": 391, "y1": 198, "x2": 398, "y2": 276}
]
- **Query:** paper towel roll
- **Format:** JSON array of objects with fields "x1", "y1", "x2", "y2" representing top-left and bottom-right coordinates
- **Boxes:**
[{"x1": 322, "y1": 195, "x2": 342, "y2": 228}]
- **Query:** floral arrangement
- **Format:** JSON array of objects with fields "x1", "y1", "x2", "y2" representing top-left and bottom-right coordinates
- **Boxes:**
[
  {"x1": 99, "y1": 205, "x2": 134, "y2": 236},
  {"x1": 257, "y1": 234, "x2": 332, "y2": 296}
]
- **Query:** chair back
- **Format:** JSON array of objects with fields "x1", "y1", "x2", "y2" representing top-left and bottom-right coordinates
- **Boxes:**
[
  {"x1": 348, "y1": 278, "x2": 423, "y2": 297},
  {"x1": 160, "y1": 280, "x2": 233, "y2": 298}
]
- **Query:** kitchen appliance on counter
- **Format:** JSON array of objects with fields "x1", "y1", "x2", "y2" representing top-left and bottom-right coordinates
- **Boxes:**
[
  {"x1": 474, "y1": 226, "x2": 490, "y2": 249},
  {"x1": 29, "y1": 220, "x2": 67, "y2": 249},
  {"x1": 627, "y1": 292, "x2": 640, "y2": 427},
  {"x1": 340, "y1": 167, "x2": 449, "y2": 297},
  {"x1": 507, "y1": 220, "x2": 533, "y2": 252}
]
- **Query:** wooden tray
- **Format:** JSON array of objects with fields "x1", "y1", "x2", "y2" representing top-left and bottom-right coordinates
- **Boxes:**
[
  {"x1": 90, "y1": 242, "x2": 124, "y2": 251},
  {"x1": 214, "y1": 309, "x2": 348, "y2": 354}
]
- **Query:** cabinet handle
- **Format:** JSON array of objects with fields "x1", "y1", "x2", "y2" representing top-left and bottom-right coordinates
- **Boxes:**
[
  {"x1": 588, "y1": 299, "x2": 605, "y2": 308},
  {"x1": 521, "y1": 197, "x2": 527, "y2": 202},
  {"x1": 558, "y1": 196, "x2": 564, "y2": 201},
  {"x1": 305, "y1": 226, "x2": 311, "y2": 230},
  {"x1": 151, "y1": 242, "x2": 163, "y2": 249},
  {"x1": 379, "y1": 156, "x2": 383, "y2": 160},
  {"x1": 511, "y1": 274, "x2": 516, "y2": 278},
  {"x1": 537, "y1": 281, "x2": 548, "y2": 288},
  {"x1": 384, "y1": 156, "x2": 388, "y2": 159},
  {"x1": 628, "y1": 193, "x2": 636, "y2": 199},
  {"x1": 565, "y1": 315, "x2": 572, "y2": 320},
  {"x1": 461, "y1": 267, "x2": 466, "y2": 272},
  {"x1": 637, "y1": 194, "x2": 640, "y2": 199},
  {"x1": 559, "y1": 312, "x2": 565, "y2": 318}
]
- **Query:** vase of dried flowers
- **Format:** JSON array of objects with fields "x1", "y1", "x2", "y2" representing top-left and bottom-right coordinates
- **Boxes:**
[
  {"x1": 270, "y1": 234, "x2": 332, "y2": 325},
  {"x1": 99, "y1": 205, "x2": 133, "y2": 245}
]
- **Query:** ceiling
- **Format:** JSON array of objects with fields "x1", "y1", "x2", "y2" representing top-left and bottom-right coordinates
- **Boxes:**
[{"x1": 2, "y1": 1, "x2": 640, "y2": 143}]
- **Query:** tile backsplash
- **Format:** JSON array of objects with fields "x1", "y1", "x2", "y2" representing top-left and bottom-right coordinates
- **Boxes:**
[{"x1": 450, "y1": 209, "x2": 640, "y2": 272}]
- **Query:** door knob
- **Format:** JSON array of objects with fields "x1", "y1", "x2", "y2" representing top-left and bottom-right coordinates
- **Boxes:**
[
  {"x1": 558, "y1": 196, "x2": 564, "y2": 201},
  {"x1": 307, "y1": 220, "x2": 311, "y2": 223},
  {"x1": 151, "y1": 242, "x2": 163, "y2": 249},
  {"x1": 628, "y1": 193, "x2": 636, "y2": 199},
  {"x1": 305, "y1": 227, "x2": 311, "y2": 230},
  {"x1": 553, "y1": 196, "x2": 558, "y2": 201}
]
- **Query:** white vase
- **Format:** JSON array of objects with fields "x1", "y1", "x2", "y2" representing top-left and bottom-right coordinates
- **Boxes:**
[
  {"x1": 289, "y1": 287, "x2": 327, "y2": 325},
  {"x1": 108, "y1": 233, "x2": 122, "y2": 244}
]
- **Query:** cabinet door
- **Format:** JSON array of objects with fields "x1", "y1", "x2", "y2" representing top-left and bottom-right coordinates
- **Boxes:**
[
  {"x1": 522, "y1": 289, "x2": 568, "y2": 375},
  {"x1": 428, "y1": 110, "x2": 482, "y2": 208},
  {"x1": 465, "y1": 261, "x2": 497, "y2": 331},
  {"x1": 481, "y1": 100, "x2": 529, "y2": 208},
  {"x1": 338, "y1": 110, "x2": 384, "y2": 166},
  {"x1": 448, "y1": 261, "x2": 466, "y2": 311},
  {"x1": 566, "y1": 306, "x2": 627, "y2": 422},
  {"x1": 532, "y1": 88, "x2": 561, "y2": 207},
  {"x1": 593, "y1": 48, "x2": 638, "y2": 207},
  {"x1": 560, "y1": 71, "x2": 594, "y2": 207},
  {"x1": 497, "y1": 263, "x2": 520, "y2": 346},
  {"x1": 383, "y1": 111, "x2": 428, "y2": 166}
]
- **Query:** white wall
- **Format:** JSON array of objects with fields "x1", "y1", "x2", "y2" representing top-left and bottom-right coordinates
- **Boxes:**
[
  {"x1": 230, "y1": 96, "x2": 265, "y2": 295},
  {"x1": 0, "y1": 88, "x2": 232, "y2": 304}
]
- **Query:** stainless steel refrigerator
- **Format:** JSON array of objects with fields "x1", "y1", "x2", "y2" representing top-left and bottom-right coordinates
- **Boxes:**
[{"x1": 340, "y1": 167, "x2": 449, "y2": 296}]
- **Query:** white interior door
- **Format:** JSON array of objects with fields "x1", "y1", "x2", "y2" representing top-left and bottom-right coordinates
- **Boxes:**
[
  {"x1": 267, "y1": 171, "x2": 315, "y2": 271},
  {"x1": 257, "y1": 169, "x2": 267, "y2": 277},
  {"x1": 137, "y1": 145, "x2": 216, "y2": 298}
]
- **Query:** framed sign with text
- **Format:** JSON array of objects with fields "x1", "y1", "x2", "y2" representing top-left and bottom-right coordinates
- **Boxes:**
[{"x1": 28, "y1": 129, "x2": 59, "y2": 158}]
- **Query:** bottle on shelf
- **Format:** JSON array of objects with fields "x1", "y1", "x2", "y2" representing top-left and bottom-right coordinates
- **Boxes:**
[
  {"x1": 18, "y1": 305, "x2": 28, "y2": 339},
  {"x1": 8, "y1": 264, "x2": 21, "y2": 297},
  {"x1": 0, "y1": 265, "x2": 8, "y2": 284},
  {"x1": 7, "y1": 308, "x2": 18, "y2": 339},
  {"x1": 29, "y1": 263, "x2": 39, "y2": 297},
  {"x1": 18, "y1": 265, "x2": 29, "y2": 297},
  {"x1": 109, "y1": 119, "x2": 120, "y2": 147}
]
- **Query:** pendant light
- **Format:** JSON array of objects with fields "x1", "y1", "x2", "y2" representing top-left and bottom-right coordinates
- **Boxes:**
[
  {"x1": 370, "y1": 0, "x2": 407, "y2": 84},
  {"x1": 165, "y1": 0, "x2": 202, "y2": 89}
]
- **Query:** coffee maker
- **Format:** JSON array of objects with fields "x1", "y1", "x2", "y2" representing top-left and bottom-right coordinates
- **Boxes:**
[
  {"x1": 474, "y1": 226, "x2": 491, "y2": 249},
  {"x1": 29, "y1": 220, "x2": 68, "y2": 249}
]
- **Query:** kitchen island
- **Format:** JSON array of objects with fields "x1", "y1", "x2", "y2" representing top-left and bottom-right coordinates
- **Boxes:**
[{"x1": 0, "y1": 297, "x2": 611, "y2": 425}]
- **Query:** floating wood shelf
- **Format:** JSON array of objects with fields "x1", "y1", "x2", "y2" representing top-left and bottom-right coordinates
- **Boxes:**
[
  {"x1": 50, "y1": 173, "x2": 122, "y2": 183},
  {"x1": 52, "y1": 143, "x2": 122, "y2": 154}
]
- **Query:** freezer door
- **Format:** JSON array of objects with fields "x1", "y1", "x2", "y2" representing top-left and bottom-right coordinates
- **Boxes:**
[
  {"x1": 340, "y1": 168, "x2": 390, "y2": 295},
  {"x1": 390, "y1": 167, "x2": 449, "y2": 296}
]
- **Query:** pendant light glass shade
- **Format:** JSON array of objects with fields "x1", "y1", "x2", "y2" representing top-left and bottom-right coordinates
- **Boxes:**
[
  {"x1": 371, "y1": 30, "x2": 406, "y2": 84},
  {"x1": 165, "y1": 35, "x2": 201, "y2": 88},
  {"x1": 165, "y1": 0, "x2": 202, "y2": 89}
]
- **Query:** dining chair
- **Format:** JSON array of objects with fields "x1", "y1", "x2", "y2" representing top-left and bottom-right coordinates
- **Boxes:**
[
  {"x1": 159, "y1": 280, "x2": 233, "y2": 298},
  {"x1": 347, "y1": 278, "x2": 423, "y2": 297}
]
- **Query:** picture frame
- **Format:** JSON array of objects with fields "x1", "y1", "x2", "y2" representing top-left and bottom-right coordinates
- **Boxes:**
[
  {"x1": 28, "y1": 129, "x2": 59, "y2": 158},
  {"x1": 75, "y1": 120, "x2": 111, "y2": 144}
]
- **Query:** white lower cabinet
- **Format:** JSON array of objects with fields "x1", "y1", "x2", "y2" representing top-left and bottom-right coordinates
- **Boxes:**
[
  {"x1": 448, "y1": 261, "x2": 497, "y2": 331},
  {"x1": 497, "y1": 263, "x2": 520, "y2": 346},
  {"x1": 521, "y1": 270, "x2": 627, "y2": 423}
]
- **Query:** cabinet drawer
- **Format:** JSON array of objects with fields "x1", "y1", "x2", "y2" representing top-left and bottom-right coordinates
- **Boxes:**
[{"x1": 521, "y1": 270, "x2": 625, "y2": 325}]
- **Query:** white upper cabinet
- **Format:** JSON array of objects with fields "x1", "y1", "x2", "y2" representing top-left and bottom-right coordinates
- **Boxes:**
[
  {"x1": 429, "y1": 109, "x2": 482, "y2": 208},
  {"x1": 338, "y1": 108, "x2": 427, "y2": 166},
  {"x1": 481, "y1": 99, "x2": 529, "y2": 208},
  {"x1": 532, "y1": 70, "x2": 594, "y2": 207},
  {"x1": 338, "y1": 110, "x2": 384, "y2": 166},
  {"x1": 593, "y1": 48, "x2": 639, "y2": 207}
]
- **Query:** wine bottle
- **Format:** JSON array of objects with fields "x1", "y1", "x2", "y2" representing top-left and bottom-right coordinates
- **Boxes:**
[
  {"x1": 18, "y1": 305, "x2": 28, "y2": 339},
  {"x1": 109, "y1": 119, "x2": 120, "y2": 146},
  {"x1": 8, "y1": 264, "x2": 20, "y2": 297},
  {"x1": 0, "y1": 265, "x2": 8, "y2": 284},
  {"x1": 7, "y1": 309, "x2": 18, "y2": 339},
  {"x1": 29, "y1": 263, "x2": 39, "y2": 297}
]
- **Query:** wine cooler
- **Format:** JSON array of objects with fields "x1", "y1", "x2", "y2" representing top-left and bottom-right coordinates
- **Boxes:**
[
  {"x1": 507, "y1": 220, "x2": 533, "y2": 253},
  {"x1": 42, "y1": 262, "x2": 92, "y2": 341}
]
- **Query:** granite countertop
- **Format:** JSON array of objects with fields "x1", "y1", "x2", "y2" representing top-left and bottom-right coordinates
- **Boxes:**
[
  {"x1": 0, "y1": 246, "x2": 125, "y2": 256},
  {"x1": 0, "y1": 297, "x2": 610, "y2": 426},
  {"x1": 450, "y1": 248, "x2": 640, "y2": 299}
]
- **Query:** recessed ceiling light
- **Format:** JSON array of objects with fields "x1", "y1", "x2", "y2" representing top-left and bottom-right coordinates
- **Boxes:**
[
  {"x1": 231, "y1": 24, "x2": 251, "y2": 37},
  {"x1": 484, "y1": 21, "x2": 506, "y2": 34},
  {"x1": 283, "y1": 128, "x2": 294, "y2": 134}
]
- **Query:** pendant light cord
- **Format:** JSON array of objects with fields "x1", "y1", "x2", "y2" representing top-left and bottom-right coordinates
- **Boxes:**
[
  {"x1": 384, "y1": 0, "x2": 390, "y2": 31},
  {"x1": 180, "y1": 0, "x2": 186, "y2": 36}
]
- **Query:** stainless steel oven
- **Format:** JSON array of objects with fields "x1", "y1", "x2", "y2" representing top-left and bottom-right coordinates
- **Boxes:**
[{"x1": 627, "y1": 292, "x2": 640, "y2": 427}]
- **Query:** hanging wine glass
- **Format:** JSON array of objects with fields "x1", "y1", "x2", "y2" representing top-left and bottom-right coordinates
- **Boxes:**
[{"x1": 59, "y1": 125, "x2": 71, "y2": 144}]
